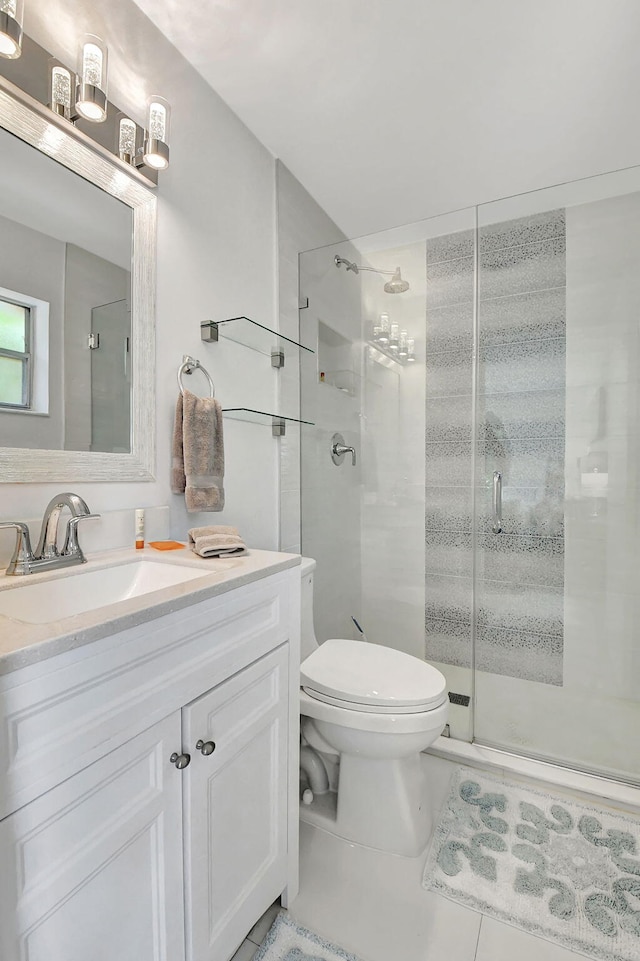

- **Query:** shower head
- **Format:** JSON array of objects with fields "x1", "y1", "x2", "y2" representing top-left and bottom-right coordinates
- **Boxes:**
[
  {"x1": 334, "y1": 254, "x2": 410, "y2": 293},
  {"x1": 384, "y1": 267, "x2": 410, "y2": 294}
]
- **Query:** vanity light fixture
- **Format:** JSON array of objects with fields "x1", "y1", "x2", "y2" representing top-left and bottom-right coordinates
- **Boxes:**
[
  {"x1": 75, "y1": 34, "x2": 108, "y2": 122},
  {"x1": 142, "y1": 95, "x2": 170, "y2": 170},
  {"x1": 117, "y1": 114, "x2": 137, "y2": 165},
  {"x1": 48, "y1": 59, "x2": 73, "y2": 120},
  {"x1": 0, "y1": 0, "x2": 23, "y2": 59}
]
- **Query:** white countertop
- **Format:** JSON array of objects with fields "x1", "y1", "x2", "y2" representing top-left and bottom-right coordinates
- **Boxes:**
[{"x1": 0, "y1": 546, "x2": 300, "y2": 675}]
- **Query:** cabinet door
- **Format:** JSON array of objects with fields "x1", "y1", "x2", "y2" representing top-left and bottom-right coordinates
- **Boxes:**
[
  {"x1": 183, "y1": 645, "x2": 289, "y2": 961},
  {"x1": 0, "y1": 713, "x2": 185, "y2": 961}
]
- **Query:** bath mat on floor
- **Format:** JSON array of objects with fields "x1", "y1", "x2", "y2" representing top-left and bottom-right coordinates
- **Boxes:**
[
  {"x1": 422, "y1": 766, "x2": 640, "y2": 961},
  {"x1": 252, "y1": 911, "x2": 363, "y2": 961}
]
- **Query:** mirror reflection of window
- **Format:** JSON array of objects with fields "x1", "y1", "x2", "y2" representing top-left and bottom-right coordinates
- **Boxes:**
[{"x1": 0, "y1": 297, "x2": 31, "y2": 408}]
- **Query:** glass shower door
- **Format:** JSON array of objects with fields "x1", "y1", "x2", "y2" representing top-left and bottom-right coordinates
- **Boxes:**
[{"x1": 474, "y1": 168, "x2": 640, "y2": 783}]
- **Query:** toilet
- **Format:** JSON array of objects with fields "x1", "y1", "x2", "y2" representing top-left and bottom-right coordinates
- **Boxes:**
[{"x1": 299, "y1": 557, "x2": 449, "y2": 857}]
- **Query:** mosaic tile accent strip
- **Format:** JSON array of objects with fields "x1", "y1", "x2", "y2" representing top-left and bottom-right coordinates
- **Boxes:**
[
  {"x1": 425, "y1": 210, "x2": 566, "y2": 686},
  {"x1": 423, "y1": 766, "x2": 640, "y2": 961},
  {"x1": 254, "y1": 911, "x2": 363, "y2": 961}
]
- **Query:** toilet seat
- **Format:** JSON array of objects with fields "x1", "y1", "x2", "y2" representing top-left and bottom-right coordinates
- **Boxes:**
[{"x1": 300, "y1": 638, "x2": 448, "y2": 714}]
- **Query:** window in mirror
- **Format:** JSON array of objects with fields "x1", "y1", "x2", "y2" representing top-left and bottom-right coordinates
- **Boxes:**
[{"x1": 0, "y1": 297, "x2": 30, "y2": 408}]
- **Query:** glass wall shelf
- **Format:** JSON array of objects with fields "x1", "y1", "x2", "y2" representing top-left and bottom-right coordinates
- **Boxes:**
[
  {"x1": 366, "y1": 341, "x2": 414, "y2": 367},
  {"x1": 222, "y1": 407, "x2": 314, "y2": 437},
  {"x1": 201, "y1": 317, "x2": 314, "y2": 368}
]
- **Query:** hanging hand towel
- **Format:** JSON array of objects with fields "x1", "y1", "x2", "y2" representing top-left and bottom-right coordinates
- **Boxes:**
[
  {"x1": 188, "y1": 525, "x2": 247, "y2": 557},
  {"x1": 171, "y1": 388, "x2": 225, "y2": 512}
]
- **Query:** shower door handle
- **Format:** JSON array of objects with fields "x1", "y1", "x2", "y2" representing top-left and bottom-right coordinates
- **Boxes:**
[{"x1": 492, "y1": 471, "x2": 502, "y2": 534}]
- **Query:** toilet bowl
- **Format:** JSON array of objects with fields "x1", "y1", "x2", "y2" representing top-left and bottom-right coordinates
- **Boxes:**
[{"x1": 299, "y1": 557, "x2": 448, "y2": 857}]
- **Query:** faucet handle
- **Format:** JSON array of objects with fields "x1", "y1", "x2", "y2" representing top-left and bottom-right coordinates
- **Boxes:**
[
  {"x1": 62, "y1": 513, "x2": 101, "y2": 559},
  {"x1": 0, "y1": 522, "x2": 34, "y2": 575}
]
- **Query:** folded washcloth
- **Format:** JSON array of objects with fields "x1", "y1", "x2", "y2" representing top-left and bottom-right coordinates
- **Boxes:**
[
  {"x1": 188, "y1": 525, "x2": 248, "y2": 558},
  {"x1": 172, "y1": 389, "x2": 225, "y2": 513}
]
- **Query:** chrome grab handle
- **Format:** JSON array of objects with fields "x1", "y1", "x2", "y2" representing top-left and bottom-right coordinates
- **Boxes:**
[
  {"x1": 492, "y1": 470, "x2": 502, "y2": 534},
  {"x1": 196, "y1": 739, "x2": 216, "y2": 756}
]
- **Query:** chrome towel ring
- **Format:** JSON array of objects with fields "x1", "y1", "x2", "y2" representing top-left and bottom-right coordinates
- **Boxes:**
[{"x1": 177, "y1": 354, "x2": 215, "y2": 397}]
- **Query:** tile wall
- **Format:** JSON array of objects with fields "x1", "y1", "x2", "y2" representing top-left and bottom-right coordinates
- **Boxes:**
[{"x1": 425, "y1": 211, "x2": 566, "y2": 685}]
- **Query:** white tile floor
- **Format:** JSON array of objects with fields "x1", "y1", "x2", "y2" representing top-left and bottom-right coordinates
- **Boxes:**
[{"x1": 230, "y1": 755, "x2": 607, "y2": 961}]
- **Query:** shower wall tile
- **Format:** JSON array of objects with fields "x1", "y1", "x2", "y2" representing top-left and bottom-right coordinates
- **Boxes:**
[
  {"x1": 427, "y1": 229, "x2": 475, "y2": 265},
  {"x1": 480, "y1": 338, "x2": 566, "y2": 394},
  {"x1": 477, "y1": 579, "x2": 564, "y2": 637},
  {"x1": 426, "y1": 302, "x2": 474, "y2": 353},
  {"x1": 426, "y1": 349, "x2": 473, "y2": 397},
  {"x1": 425, "y1": 486, "x2": 473, "y2": 532},
  {"x1": 425, "y1": 574, "x2": 472, "y2": 623},
  {"x1": 426, "y1": 256, "x2": 474, "y2": 309},
  {"x1": 425, "y1": 617, "x2": 471, "y2": 670},
  {"x1": 477, "y1": 435, "x2": 565, "y2": 489},
  {"x1": 478, "y1": 389, "x2": 565, "y2": 440},
  {"x1": 477, "y1": 485, "x2": 565, "y2": 537},
  {"x1": 425, "y1": 441, "x2": 473, "y2": 487},
  {"x1": 424, "y1": 529, "x2": 472, "y2": 577},
  {"x1": 424, "y1": 395, "x2": 473, "y2": 443},
  {"x1": 479, "y1": 287, "x2": 565, "y2": 346},
  {"x1": 476, "y1": 625, "x2": 563, "y2": 685},
  {"x1": 479, "y1": 209, "x2": 565, "y2": 253},
  {"x1": 477, "y1": 533, "x2": 564, "y2": 588},
  {"x1": 480, "y1": 237, "x2": 565, "y2": 300}
]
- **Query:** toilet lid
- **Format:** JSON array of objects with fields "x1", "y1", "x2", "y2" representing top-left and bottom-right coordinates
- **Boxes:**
[{"x1": 300, "y1": 639, "x2": 447, "y2": 711}]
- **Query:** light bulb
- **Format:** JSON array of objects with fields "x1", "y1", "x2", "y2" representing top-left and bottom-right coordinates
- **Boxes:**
[
  {"x1": 0, "y1": 0, "x2": 23, "y2": 59},
  {"x1": 76, "y1": 35, "x2": 108, "y2": 123},
  {"x1": 48, "y1": 60, "x2": 73, "y2": 119},
  {"x1": 143, "y1": 96, "x2": 171, "y2": 170},
  {"x1": 378, "y1": 312, "x2": 390, "y2": 346},
  {"x1": 118, "y1": 116, "x2": 137, "y2": 164}
]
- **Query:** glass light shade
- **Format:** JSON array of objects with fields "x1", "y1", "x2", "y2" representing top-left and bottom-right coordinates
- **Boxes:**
[
  {"x1": 143, "y1": 96, "x2": 171, "y2": 170},
  {"x1": 118, "y1": 116, "x2": 137, "y2": 163},
  {"x1": 0, "y1": 0, "x2": 23, "y2": 59},
  {"x1": 378, "y1": 312, "x2": 390, "y2": 345},
  {"x1": 48, "y1": 60, "x2": 73, "y2": 119},
  {"x1": 75, "y1": 35, "x2": 108, "y2": 122}
]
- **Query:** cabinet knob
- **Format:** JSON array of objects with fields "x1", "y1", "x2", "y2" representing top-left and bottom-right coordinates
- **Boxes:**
[
  {"x1": 196, "y1": 739, "x2": 216, "y2": 756},
  {"x1": 170, "y1": 751, "x2": 191, "y2": 769}
]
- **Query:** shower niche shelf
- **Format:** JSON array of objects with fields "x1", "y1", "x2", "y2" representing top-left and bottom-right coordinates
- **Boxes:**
[
  {"x1": 222, "y1": 407, "x2": 314, "y2": 437},
  {"x1": 201, "y1": 317, "x2": 314, "y2": 368}
]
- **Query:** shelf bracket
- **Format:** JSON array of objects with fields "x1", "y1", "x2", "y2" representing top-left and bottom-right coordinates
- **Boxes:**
[
  {"x1": 271, "y1": 417, "x2": 286, "y2": 437},
  {"x1": 271, "y1": 349, "x2": 285, "y2": 369},
  {"x1": 298, "y1": 297, "x2": 309, "y2": 310},
  {"x1": 200, "y1": 321, "x2": 219, "y2": 343}
]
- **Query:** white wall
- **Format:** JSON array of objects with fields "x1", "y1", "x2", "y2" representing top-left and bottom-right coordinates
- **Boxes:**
[{"x1": 0, "y1": 0, "x2": 281, "y2": 555}]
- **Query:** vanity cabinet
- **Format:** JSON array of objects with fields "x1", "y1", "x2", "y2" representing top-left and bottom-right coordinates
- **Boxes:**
[
  {"x1": 0, "y1": 565, "x2": 300, "y2": 961},
  {"x1": 183, "y1": 645, "x2": 289, "y2": 961}
]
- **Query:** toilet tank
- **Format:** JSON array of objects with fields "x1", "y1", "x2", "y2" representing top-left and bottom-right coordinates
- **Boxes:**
[{"x1": 300, "y1": 556, "x2": 319, "y2": 661}]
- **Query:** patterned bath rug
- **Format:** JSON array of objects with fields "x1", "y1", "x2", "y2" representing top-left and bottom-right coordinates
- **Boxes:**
[
  {"x1": 422, "y1": 766, "x2": 640, "y2": 961},
  {"x1": 252, "y1": 911, "x2": 363, "y2": 961}
]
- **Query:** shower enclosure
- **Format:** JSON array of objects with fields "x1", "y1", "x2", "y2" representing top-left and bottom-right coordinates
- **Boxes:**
[{"x1": 298, "y1": 165, "x2": 640, "y2": 785}]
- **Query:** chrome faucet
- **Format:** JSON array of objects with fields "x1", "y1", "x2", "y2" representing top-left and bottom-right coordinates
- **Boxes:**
[
  {"x1": 331, "y1": 433, "x2": 357, "y2": 467},
  {"x1": 0, "y1": 493, "x2": 100, "y2": 575}
]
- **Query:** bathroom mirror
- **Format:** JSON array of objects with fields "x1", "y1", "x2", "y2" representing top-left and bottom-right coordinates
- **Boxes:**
[{"x1": 0, "y1": 80, "x2": 156, "y2": 482}]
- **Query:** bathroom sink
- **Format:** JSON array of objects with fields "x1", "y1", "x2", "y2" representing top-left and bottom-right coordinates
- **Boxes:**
[{"x1": 0, "y1": 558, "x2": 213, "y2": 625}]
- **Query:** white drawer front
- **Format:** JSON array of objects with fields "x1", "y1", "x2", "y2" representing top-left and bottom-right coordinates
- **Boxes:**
[{"x1": 0, "y1": 571, "x2": 291, "y2": 820}]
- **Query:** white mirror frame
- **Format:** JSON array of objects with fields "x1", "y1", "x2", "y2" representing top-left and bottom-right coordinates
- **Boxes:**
[{"x1": 0, "y1": 79, "x2": 156, "y2": 482}]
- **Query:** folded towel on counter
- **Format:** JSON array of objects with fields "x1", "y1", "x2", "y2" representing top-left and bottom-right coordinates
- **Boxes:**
[
  {"x1": 188, "y1": 525, "x2": 247, "y2": 558},
  {"x1": 171, "y1": 389, "x2": 225, "y2": 512}
]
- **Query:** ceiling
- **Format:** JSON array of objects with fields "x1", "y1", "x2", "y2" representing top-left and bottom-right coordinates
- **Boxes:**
[{"x1": 130, "y1": 0, "x2": 640, "y2": 239}]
